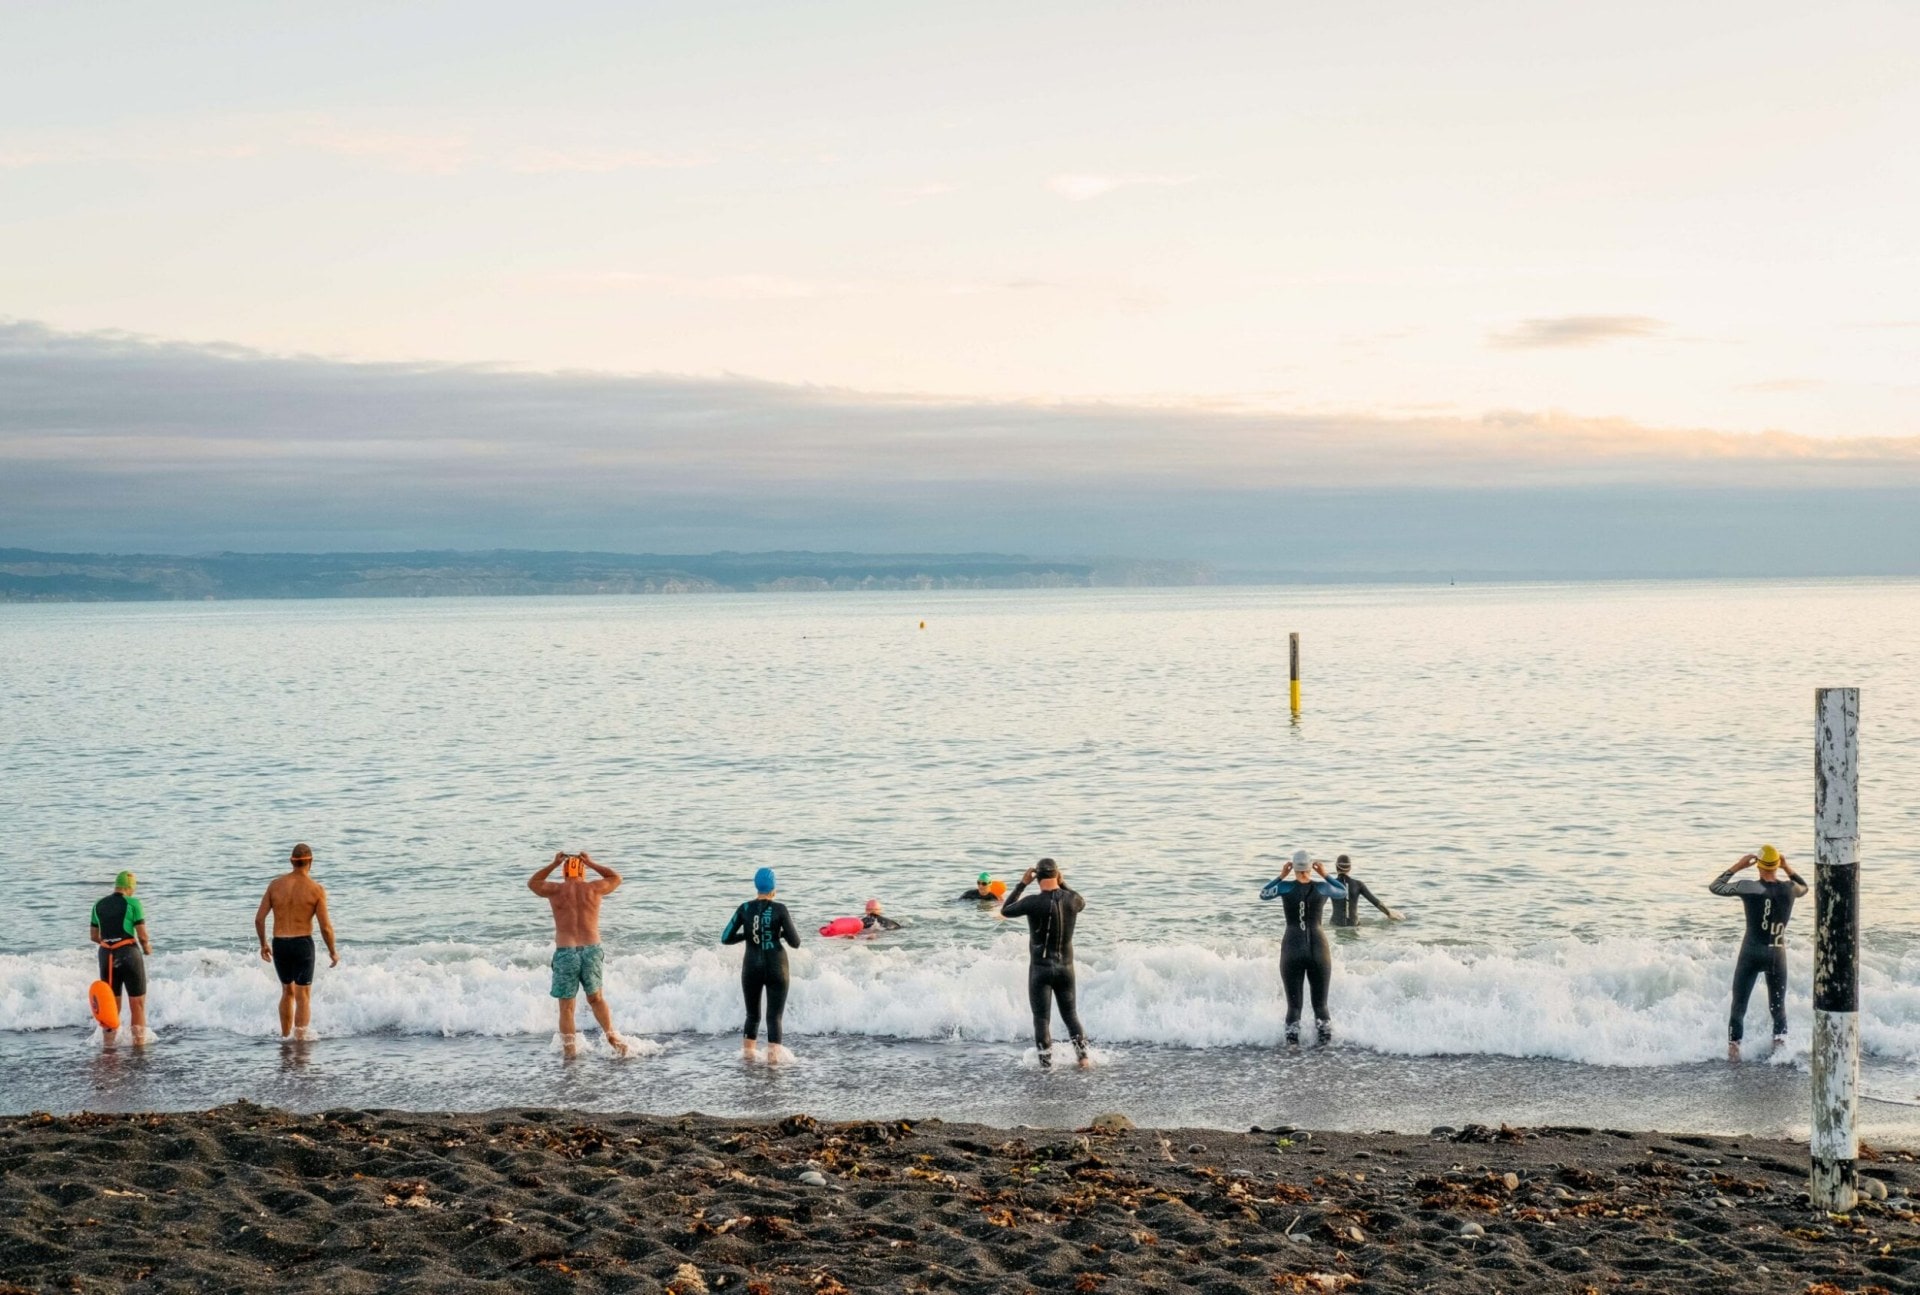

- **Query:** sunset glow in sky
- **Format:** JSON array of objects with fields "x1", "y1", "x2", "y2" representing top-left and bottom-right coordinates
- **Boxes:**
[{"x1": 3, "y1": 2, "x2": 1917, "y2": 567}]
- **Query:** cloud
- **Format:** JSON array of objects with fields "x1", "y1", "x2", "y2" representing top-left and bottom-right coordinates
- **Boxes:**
[
  {"x1": 1488, "y1": 315, "x2": 1665, "y2": 349},
  {"x1": 4, "y1": 321, "x2": 1920, "y2": 569},
  {"x1": 0, "y1": 117, "x2": 704, "y2": 176},
  {"x1": 889, "y1": 181, "x2": 959, "y2": 205},
  {"x1": 1047, "y1": 172, "x2": 1197, "y2": 201}
]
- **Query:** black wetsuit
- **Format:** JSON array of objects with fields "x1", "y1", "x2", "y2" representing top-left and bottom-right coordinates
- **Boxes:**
[
  {"x1": 957, "y1": 888, "x2": 997, "y2": 903},
  {"x1": 1329, "y1": 873, "x2": 1389, "y2": 927},
  {"x1": 1710, "y1": 869, "x2": 1806, "y2": 1043},
  {"x1": 1261, "y1": 877, "x2": 1347, "y2": 1038},
  {"x1": 722, "y1": 898, "x2": 801, "y2": 1044},
  {"x1": 1000, "y1": 881, "x2": 1087, "y2": 1064},
  {"x1": 861, "y1": 913, "x2": 902, "y2": 931}
]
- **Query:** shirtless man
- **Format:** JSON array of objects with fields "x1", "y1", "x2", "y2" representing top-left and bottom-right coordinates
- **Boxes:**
[
  {"x1": 253, "y1": 843, "x2": 339, "y2": 1040},
  {"x1": 528, "y1": 851, "x2": 631, "y2": 1057}
]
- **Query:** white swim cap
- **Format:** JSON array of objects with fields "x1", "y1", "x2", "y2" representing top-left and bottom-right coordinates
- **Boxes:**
[{"x1": 1291, "y1": 849, "x2": 1310, "y2": 867}]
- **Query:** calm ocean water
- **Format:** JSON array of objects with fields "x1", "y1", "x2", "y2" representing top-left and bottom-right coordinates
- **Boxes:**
[{"x1": 5, "y1": 582, "x2": 1920, "y2": 1135}]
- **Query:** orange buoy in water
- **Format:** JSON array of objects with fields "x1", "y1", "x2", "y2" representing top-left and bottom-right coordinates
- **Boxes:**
[
  {"x1": 988, "y1": 880, "x2": 1007, "y2": 898},
  {"x1": 89, "y1": 978, "x2": 120, "y2": 1030}
]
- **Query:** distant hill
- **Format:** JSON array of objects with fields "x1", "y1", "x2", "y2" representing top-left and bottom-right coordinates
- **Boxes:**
[{"x1": 0, "y1": 549, "x2": 1214, "y2": 601}]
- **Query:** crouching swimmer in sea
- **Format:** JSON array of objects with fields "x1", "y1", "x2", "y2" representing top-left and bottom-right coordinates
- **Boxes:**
[
  {"x1": 1261, "y1": 850, "x2": 1347, "y2": 1044},
  {"x1": 1000, "y1": 858, "x2": 1089, "y2": 1068}
]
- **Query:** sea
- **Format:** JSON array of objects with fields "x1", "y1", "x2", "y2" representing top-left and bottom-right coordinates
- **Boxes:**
[{"x1": 5, "y1": 581, "x2": 1920, "y2": 1139}]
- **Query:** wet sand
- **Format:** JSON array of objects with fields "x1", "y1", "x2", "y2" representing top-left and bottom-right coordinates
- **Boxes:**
[{"x1": 2, "y1": 1104, "x2": 1916, "y2": 1293}]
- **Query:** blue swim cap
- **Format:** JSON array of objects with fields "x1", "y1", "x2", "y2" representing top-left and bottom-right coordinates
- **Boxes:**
[{"x1": 754, "y1": 867, "x2": 776, "y2": 894}]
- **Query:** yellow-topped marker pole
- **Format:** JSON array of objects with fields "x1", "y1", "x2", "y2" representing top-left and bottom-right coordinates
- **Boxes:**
[{"x1": 1289, "y1": 632, "x2": 1301, "y2": 717}]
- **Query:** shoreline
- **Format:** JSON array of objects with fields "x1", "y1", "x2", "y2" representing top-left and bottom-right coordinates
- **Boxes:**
[{"x1": 3, "y1": 1105, "x2": 1916, "y2": 1293}]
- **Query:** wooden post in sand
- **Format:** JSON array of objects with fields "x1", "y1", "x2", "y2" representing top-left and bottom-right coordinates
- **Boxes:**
[
  {"x1": 1289, "y1": 632, "x2": 1301, "y2": 718},
  {"x1": 1811, "y1": 686, "x2": 1860, "y2": 1213}
]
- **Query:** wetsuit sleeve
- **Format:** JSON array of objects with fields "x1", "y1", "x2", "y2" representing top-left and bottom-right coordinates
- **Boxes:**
[
  {"x1": 1069, "y1": 889, "x2": 1085, "y2": 914},
  {"x1": 88, "y1": 899, "x2": 101, "y2": 932},
  {"x1": 1354, "y1": 879, "x2": 1388, "y2": 912},
  {"x1": 778, "y1": 905, "x2": 801, "y2": 947},
  {"x1": 1790, "y1": 877, "x2": 1810, "y2": 898},
  {"x1": 1000, "y1": 882, "x2": 1038, "y2": 918},
  {"x1": 1315, "y1": 878, "x2": 1347, "y2": 898},
  {"x1": 127, "y1": 896, "x2": 146, "y2": 927},
  {"x1": 721, "y1": 904, "x2": 747, "y2": 944},
  {"x1": 1708, "y1": 870, "x2": 1762, "y2": 897},
  {"x1": 876, "y1": 915, "x2": 902, "y2": 930},
  {"x1": 1259, "y1": 877, "x2": 1290, "y2": 901}
]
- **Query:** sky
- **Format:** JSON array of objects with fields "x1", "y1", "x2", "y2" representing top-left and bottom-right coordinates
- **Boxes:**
[{"x1": 2, "y1": 2, "x2": 1918, "y2": 570}]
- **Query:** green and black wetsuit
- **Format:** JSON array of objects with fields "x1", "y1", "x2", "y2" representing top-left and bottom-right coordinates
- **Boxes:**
[{"x1": 90, "y1": 891, "x2": 147, "y2": 998}]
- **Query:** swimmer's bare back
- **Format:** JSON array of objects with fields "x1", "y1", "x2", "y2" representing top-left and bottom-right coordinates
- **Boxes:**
[{"x1": 263, "y1": 871, "x2": 329, "y2": 937}]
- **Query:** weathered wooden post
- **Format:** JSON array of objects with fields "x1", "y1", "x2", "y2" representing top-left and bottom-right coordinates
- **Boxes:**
[
  {"x1": 1811, "y1": 686, "x2": 1860, "y2": 1213},
  {"x1": 1289, "y1": 632, "x2": 1301, "y2": 718}
]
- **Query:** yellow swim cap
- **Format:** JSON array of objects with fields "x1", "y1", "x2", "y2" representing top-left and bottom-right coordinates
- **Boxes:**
[{"x1": 1757, "y1": 844, "x2": 1781, "y2": 866}]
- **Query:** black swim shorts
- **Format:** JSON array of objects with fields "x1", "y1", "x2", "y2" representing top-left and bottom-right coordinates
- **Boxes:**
[{"x1": 272, "y1": 935, "x2": 316, "y2": 986}]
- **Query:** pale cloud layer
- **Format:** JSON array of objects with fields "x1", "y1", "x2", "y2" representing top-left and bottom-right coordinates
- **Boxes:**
[
  {"x1": 5, "y1": 322, "x2": 1919, "y2": 573},
  {"x1": 0, "y1": 2, "x2": 1911, "y2": 440},
  {"x1": 1488, "y1": 315, "x2": 1666, "y2": 350}
]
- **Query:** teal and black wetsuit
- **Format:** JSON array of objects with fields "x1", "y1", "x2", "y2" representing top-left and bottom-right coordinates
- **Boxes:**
[
  {"x1": 1261, "y1": 875, "x2": 1347, "y2": 1039},
  {"x1": 1000, "y1": 881, "x2": 1087, "y2": 1064},
  {"x1": 1710, "y1": 869, "x2": 1806, "y2": 1043},
  {"x1": 89, "y1": 892, "x2": 147, "y2": 998},
  {"x1": 722, "y1": 898, "x2": 801, "y2": 1044}
]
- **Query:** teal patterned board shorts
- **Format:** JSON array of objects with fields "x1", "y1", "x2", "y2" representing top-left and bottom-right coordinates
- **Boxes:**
[{"x1": 549, "y1": 944, "x2": 605, "y2": 999}]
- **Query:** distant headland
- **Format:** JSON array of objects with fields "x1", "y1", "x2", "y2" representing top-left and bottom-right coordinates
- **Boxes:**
[{"x1": 0, "y1": 549, "x2": 1215, "y2": 601}]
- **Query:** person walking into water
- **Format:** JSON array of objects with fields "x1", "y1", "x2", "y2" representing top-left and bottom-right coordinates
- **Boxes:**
[
  {"x1": 1329, "y1": 855, "x2": 1402, "y2": 927},
  {"x1": 254, "y1": 843, "x2": 339, "y2": 1041},
  {"x1": 528, "y1": 851, "x2": 631, "y2": 1058},
  {"x1": 1261, "y1": 850, "x2": 1348, "y2": 1044},
  {"x1": 722, "y1": 867, "x2": 801, "y2": 1064},
  {"x1": 90, "y1": 871, "x2": 153, "y2": 1046},
  {"x1": 1711, "y1": 844, "x2": 1808, "y2": 1061},
  {"x1": 1000, "y1": 857, "x2": 1089, "y2": 1068}
]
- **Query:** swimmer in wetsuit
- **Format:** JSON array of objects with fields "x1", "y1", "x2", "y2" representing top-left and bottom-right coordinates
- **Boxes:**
[
  {"x1": 860, "y1": 899, "x2": 902, "y2": 931},
  {"x1": 722, "y1": 867, "x2": 802, "y2": 1064},
  {"x1": 89, "y1": 871, "x2": 153, "y2": 1046},
  {"x1": 1000, "y1": 857, "x2": 1089, "y2": 1068},
  {"x1": 1261, "y1": 849, "x2": 1348, "y2": 1044},
  {"x1": 1329, "y1": 855, "x2": 1402, "y2": 926},
  {"x1": 958, "y1": 873, "x2": 1000, "y2": 902},
  {"x1": 1710, "y1": 844, "x2": 1808, "y2": 1061}
]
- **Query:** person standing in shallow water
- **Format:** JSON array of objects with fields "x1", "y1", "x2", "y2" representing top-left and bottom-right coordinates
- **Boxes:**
[
  {"x1": 1328, "y1": 855, "x2": 1402, "y2": 927},
  {"x1": 528, "y1": 851, "x2": 632, "y2": 1058},
  {"x1": 1000, "y1": 857, "x2": 1089, "y2": 1068},
  {"x1": 90, "y1": 870, "x2": 153, "y2": 1046},
  {"x1": 1711, "y1": 844, "x2": 1808, "y2": 1061},
  {"x1": 1261, "y1": 850, "x2": 1347, "y2": 1044},
  {"x1": 722, "y1": 867, "x2": 801, "y2": 1064},
  {"x1": 254, "y1": 843, "x2": 339, "y2": 1041}
]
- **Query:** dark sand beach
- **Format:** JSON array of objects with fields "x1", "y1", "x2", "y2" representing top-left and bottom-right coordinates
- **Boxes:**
[{"x1": 2, "y1": 1104, "x2": 1915, "y2": 1294}]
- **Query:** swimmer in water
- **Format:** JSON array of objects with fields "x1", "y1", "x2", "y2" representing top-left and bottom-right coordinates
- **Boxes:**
[
  {"x1": 1329, "y1": 855, "x2": 1402, "y2": 926},
  {"x1": 722, "y1": 867, "x2": 801, "y2": 1064},
  {"x1": 254, "y1": 843, "x2": 340, "y2": 1041},
  {"x1": 860, "y1": 899, "x2": 902, "y2": 931},
  {"x1": 1000, "y1": 857, "x2": 1089, "y2": 1068},
  {"x1": 528, "y1": 850, "x2": 631, "y2": 1058},
  {"x1": 958, "y1": 873, "x2": 999, "y2": 902},
  {"x1": 1261, "y1": 850, "x2": 1348, "y2": 1044},
  {"x1": 90, "y1": 870, "x2": 153, "y2": 1046},
  {"x1": 1710, "y1": 844, "x2": 1807, "y2": 1061}
]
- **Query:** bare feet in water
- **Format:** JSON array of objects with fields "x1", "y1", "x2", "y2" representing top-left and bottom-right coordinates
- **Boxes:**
[
  {"x1": 742, "y1": 1039, "x2": 760, "y2": 1064},
  {"x1": 767, "y1": 1044, "x2": 793, "y2": 1066},
  {"x1": 1727, "y1": 1041, "x2": 1741, "y2": 1063}
]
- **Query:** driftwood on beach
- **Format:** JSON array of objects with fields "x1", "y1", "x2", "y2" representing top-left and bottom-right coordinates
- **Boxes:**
[{"x1": 1, "y1": 1104, "x2": 1915, "y2": 1293}]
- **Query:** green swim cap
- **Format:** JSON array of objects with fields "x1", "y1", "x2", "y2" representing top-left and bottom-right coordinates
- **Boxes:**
[
  {"x1": 115, "y1": 871, "x2": 136, "y2": 893},
  {"x1": 978, "y1": 872, "x2": 992, "y2": 884}
]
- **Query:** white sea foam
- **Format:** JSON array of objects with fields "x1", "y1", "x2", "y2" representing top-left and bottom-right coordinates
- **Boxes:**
[{"x1": 7, "y1": 935, "x2": 1920, "y2": 1067}]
